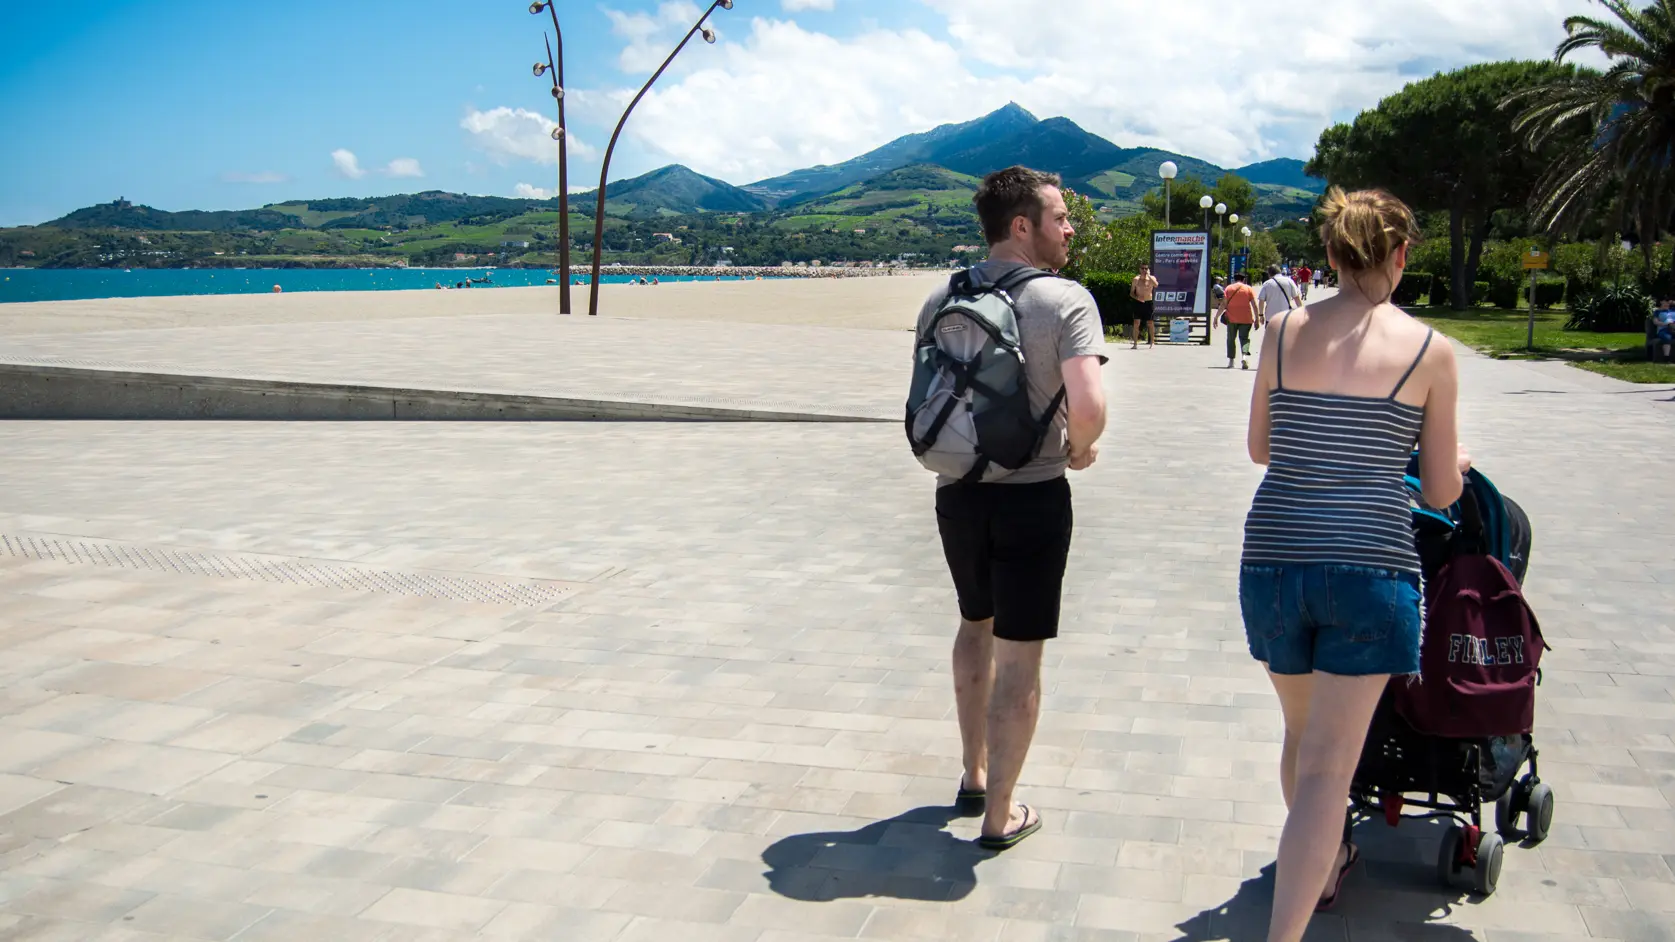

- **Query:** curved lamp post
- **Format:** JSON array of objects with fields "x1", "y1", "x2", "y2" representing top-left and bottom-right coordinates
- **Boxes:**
[
  {"x1": 587, "y1": 0, "x2": 732, "y2": 316},
  {"x1": 1159, "y1": 161, "x2": 1178, "y2": 228},
  {"x1": 530, "y1": 1, "x2": 570, "y2": 314}
]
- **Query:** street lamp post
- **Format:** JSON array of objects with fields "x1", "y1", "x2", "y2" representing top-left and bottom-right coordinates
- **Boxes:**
[
  {"x1": 586, "y1": 0, "x2": 732, "y2": 316},
  {"x1": 1159, "y1": 161, "x2": 1178, "y2": 228},
  {"x1": 530, "y1": 2, "x2": 570, "y2": 314},
  {"x1": 1199, "y1": 194, "x2": 1213, "y2": 234},
  {"x1": 1214, "y1": 201, "x2": 1227, "y2": 266}
]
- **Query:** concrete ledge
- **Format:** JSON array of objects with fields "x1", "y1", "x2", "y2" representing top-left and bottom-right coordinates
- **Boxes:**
[{"x1": 0, "y1": 363, "x2": 888, "y2": 423}]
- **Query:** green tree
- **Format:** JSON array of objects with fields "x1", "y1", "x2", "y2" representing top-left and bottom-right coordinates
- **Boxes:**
[
  {"x1": 1307, "y1": 60, "x2": 1585, "y2": 308},
  {"x1": 1268, "y1": 221, "x2": 1323, "y2": 266},
  {"x1": 1249, "y1": 232, "x2": 1282, "y2": 274},
  {"x1": 1211, "y1": 174, "x2": 1258, "y2": 219},
  {"x1": 1142, "y1": 174, "x2": 1214, "y2": 228},
  {"x1": 1063, "y1": 188, "x2": 1160, "y2": 279},
  {"x1": 1507, "y1": 0, "x2": 1675, "y2": 259}
]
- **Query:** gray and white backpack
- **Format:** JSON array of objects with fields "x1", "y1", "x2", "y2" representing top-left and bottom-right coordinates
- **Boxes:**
[{"x1": 905, "y1": 266, "x2": 1066, "y2": 483}]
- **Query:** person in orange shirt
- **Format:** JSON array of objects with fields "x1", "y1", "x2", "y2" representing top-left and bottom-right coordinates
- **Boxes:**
[{"x1": 1220, "y1": 271, "x2": 1261, "y2": 369}]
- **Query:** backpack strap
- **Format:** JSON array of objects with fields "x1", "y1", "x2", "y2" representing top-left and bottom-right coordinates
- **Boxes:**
[{"x1": 951, "y1": 265, "x2": 1053, "y2": 299}]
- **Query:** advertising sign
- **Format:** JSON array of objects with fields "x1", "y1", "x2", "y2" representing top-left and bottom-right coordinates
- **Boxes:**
[{"x1": 1151, "y1": 230, "x2": 1211, "y2": 316}]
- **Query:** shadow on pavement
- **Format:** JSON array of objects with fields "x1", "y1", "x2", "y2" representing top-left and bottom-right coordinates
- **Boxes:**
[
  {"x1": 1169, "y1": 818, "x2": 1483, "y2": 942},
  {"x1": 760, "y1": 805, "x2": 988, "y2": 902}
]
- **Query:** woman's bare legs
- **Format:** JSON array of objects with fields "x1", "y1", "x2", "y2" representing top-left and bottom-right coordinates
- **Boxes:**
[
  {"x1": 1267, "y1": 671, "x2": 1312, "y2": 810},
  {"x1": 1265, "y1": 670, "x2": 1388, "y2": 942}
]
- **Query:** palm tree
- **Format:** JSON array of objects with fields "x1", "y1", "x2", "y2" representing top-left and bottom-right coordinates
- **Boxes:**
[{"x1": 1508, "y1": 0, "x2": 1675, "y2": 255}]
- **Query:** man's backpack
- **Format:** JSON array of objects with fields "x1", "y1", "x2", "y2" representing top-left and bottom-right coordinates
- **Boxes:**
[{"x1": 905, "y1": 266, "x2": 1064, "y2": 483}]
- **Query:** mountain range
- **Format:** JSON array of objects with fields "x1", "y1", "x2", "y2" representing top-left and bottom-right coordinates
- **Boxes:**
[{"x1": 35, "y1": 104, "x2": 1320, "y2": 230}]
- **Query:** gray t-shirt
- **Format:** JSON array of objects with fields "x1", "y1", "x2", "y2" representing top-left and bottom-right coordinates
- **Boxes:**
[{"x1": 916, "y1": 261, "x2": 1108, "y2": 486}]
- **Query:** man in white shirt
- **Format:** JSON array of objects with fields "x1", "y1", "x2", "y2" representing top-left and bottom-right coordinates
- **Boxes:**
[{"x1": 1257, "y1": 265, "x2": 1303, "y2": 321}]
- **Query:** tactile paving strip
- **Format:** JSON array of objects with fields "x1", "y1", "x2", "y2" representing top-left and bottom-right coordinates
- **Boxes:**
[{"x1": 0, "y1": 533, "x2": 580, "y2": 608}]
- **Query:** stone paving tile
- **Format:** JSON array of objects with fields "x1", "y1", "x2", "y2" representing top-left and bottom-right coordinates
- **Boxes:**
[{"x1": 0, "y1": 325, "x2": 1671, "y2": 941}]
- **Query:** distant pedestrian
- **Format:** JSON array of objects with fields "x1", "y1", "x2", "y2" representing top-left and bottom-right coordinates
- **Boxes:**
[
  {"x1": 911, "y1": 165, "x2": 1108, "y2": 851},
  {"x1": 1654, "y1": 300, "x2": 1675, "y2": 361},
  {"x1": 1221, "y1": 271, "x2": 1260, "y2": 369},
  {"x1": 1295, "y1": 264, "x2": 1313, "y2": 300},
  {"x1": 1258, "y1": 265, "x2": 1302, "y2": 322},
  {"x1": 1130, "y1": 264, "x2": 1159, "y2": 349}
]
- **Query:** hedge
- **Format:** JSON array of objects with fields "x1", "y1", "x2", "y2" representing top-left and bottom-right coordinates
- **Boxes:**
[
  {"x1": 1487, "y1": 279, "x2": 1520, "y2": 310},
  {"x1": 1391, "y1": 275, "x2": 1428, "y2": 306},
  {"x1": 1082, "y1": 272, "x2": 1140, "y2": 327},
  {"x1": 1532, "y1": 277, "x2": 1565, "y2": 310},
  {"x1": 1429, "y1": 274, "x2": 1450, "y2": 307}
]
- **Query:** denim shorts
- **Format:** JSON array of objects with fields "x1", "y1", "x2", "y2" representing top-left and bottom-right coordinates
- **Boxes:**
[{"x1": 1238, "y1": 564, "x2": 1422, "y2": 676}]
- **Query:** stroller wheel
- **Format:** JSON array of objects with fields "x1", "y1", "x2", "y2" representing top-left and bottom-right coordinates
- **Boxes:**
[
  {"x1": 1495, "y1": 788, "x2": 1519, "y2": 836},
  {"x1": 1473, "y1": 832, "x2": 1505, "y2": 896},
  {"x1": 1437, "y1": 826, "x2": 1465, "y2": 888},
  {"x1": 1525, "y1": 783, "x2": 1555, "y2": 843}
]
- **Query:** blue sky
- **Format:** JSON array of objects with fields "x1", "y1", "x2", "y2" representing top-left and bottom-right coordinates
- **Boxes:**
[{"x1": 0, "y1": 0, "x2": 1595, "y2": 226}]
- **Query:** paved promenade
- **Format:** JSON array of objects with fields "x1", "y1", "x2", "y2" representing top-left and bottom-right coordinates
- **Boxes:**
[{"x1": 0, "y1": 290, "x2": 1672, "y2": 942}]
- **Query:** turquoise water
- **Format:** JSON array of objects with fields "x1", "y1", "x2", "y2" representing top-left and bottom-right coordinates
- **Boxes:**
[{"x1": 0, "y1": 268, "x2": 770, "y2": 304}]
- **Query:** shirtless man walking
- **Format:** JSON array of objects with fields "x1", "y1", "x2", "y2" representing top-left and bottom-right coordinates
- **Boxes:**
[{"x1": 1130, "y1": 265, "x2": 1159, "y2": 349}]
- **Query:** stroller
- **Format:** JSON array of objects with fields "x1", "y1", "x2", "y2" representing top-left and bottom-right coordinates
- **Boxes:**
[{"x1": 1346, "y1": 460, "x2": 1553, "y2": 897}]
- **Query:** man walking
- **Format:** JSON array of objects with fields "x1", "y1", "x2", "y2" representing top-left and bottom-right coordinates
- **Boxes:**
[
  {"x1": 1258, "y1": 264, "x2": 1302, "y2": 323},
  {"x1": 1130, "y1": 264, "x2": 1159, "y2": 349},
  {"x1": 916, "y1": 166, "x2": 1108, "y2": 850},
  {"x1": 1221, "y1": 271, "x2": 1260, "y2": 369}
]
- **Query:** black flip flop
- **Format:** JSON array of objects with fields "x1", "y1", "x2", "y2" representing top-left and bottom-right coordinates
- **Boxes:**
[
  {"x1": 977, "y1": 803, "x2": 1041, "y2": 851},
  {"x1": 955, "y1": 780, "x2": 985, "y2": 817},
  {"x1": 1316, "y1": 842, "x2": 1360, "y2": 911}
]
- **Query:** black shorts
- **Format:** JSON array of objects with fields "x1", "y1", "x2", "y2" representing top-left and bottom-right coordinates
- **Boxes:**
[
  {"x1": 934, "y1": 476, "x2": 1074, "y2": 642},
  {"x1": 1136, "y1": 300, "x2": 1155, "y2": 321}
]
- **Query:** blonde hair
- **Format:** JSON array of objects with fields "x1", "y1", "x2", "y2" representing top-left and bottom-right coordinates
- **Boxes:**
[{"x1": 1319, "y1": 187, "x2": 1421, "y2": 303}]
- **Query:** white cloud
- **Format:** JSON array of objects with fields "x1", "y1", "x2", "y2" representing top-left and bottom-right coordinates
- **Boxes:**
[
  {"x1": 383, "y1": 157, "x2": 424, "y2": 178},
  {"x1": 585, "y1": 1, "x2": 1601, "y2": 184},
  {"x1": 782, "y1": 0, "x2": 835, "y2": 10},
  {"x1": 331, "y1": 149, "x2": 366, "y2": 180},
  {"x1": 461, "y1": 107, "x2": 597, "y2": 166},
  {"x1": 218, "y1": 171, "x2": 290, "y2": 184},
  {"x1": 514, "y1": 183, "x2": 553, "y2": 199},
  {"x1": 605, "y1": 1, "x2": 708, "y2": 72}
]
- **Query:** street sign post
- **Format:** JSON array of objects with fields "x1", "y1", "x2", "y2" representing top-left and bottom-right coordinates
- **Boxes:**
[{"x1": 1524, "y1": 249, "x2": 1550, "y2": 350}]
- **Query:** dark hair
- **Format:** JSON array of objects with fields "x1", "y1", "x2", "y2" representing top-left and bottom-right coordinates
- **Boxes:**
[
  {"x1": 1235, "y1": 271, "x2": 1249, "y2": 283},
  {"x1": 973, "y1": 166, "x2": 1063, "y2": 246}
]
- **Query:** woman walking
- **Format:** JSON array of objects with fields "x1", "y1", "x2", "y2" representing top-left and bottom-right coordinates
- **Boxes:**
[{"x1": 1240, "y1": 188, "x2": 1469, "y2": 941}]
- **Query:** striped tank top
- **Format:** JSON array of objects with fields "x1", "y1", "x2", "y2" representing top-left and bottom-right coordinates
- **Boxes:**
[{"x1": 1242, "y1": 316, "x2": 1434, "y2": 574}]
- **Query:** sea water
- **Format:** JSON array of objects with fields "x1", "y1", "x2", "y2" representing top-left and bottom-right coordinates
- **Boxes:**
[{"x1": 0, "y1": 268, "x2": 775, "y2": 304}]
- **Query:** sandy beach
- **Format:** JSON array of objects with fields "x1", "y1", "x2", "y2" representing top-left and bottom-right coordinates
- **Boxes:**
[{"x1": 0, "y1": 272, "x2": 951, "y2": 336}]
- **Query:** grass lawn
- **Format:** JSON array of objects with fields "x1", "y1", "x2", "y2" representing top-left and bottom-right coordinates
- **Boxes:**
[{"x1": 1414, "y1": 307, "x2": 1675, "y2": 384}]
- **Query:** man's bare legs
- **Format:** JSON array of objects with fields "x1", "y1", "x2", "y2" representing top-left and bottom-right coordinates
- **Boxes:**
[
  {"x1": 978, "y1": 637, "x2": 1044, "y2": 838},
  {"x1": 952, "y1": 617, "x2": 995, "y2": 792},
  {"x1": 953, "y1": 620, "x2": 1045, "y2": 839},
  {"x1": 1266, "y1": 671, "x2": 1388, "y2": 942}
]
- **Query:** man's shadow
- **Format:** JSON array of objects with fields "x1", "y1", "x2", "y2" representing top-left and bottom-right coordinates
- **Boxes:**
[
  {"x1": 760, "y1": 805, "x2": 989, "y2": 902},
  {"x1": 1169, "y1": 817, "x2": 1484, "y2": 942}
]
